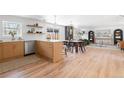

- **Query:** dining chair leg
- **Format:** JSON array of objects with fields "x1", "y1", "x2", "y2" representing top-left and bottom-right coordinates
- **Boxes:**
[
  {"x1": 71, "y1": 47, "x2": 74, "y2": 53},
  {"x1": 83, "y1": 46, "x2": 86, "y2": 52},
  {"x1": 65, "y1": 48, "x2": 67, "y2": 56},
  {"x1": 75, "y1": 46, "x2": 78, "y2": 53},
  {"x1": 80, "y1": 47, "x2": 84, "y2": 53}
]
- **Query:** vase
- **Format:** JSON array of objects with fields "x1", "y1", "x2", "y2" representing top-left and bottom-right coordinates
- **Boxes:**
[{"x1": 12, "y1": 36, "x2": 15, "y2": 40}]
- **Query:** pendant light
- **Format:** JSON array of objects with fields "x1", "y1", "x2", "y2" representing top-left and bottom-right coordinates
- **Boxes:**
[{"x1": 54, "y1": 15, "x2": 59, "y2": 40}]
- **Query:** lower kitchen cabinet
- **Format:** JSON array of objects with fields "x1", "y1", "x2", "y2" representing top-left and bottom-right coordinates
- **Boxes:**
[
  {"x1": 13, "y1": 41, "x2": 24, "y2": 57},
  {"x1": 0, "y1": 44, "x2": 3, "y2": 60},
  {"x1": 0, "y1": 41, "x2": 24, "y2": 62},
  {"x1": 3, "y1": 43, "x2": 15, "y2": 59}
]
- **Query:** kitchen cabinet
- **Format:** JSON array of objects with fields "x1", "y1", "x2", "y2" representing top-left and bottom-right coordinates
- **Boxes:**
[
  {"x1": 36, "y1": 40, "x2": 63, "y2": 62},
  {"x1": 52, "y1": 42, "x2": 63, "y2": 62},
  {"x1": 1, "y1": 41, "x2": 24, "y2": 61},
  {"x1": 13, "y1": 41, "x2": 24, "y2": 57},
  {"x1": 36, "y1": 41, "x2": 53, "y2": 59},
  {"x1": 0, "y1": 44, "x2": 3, "y2": 60},
  {"x1": 3, "y1": 43, "x2": 14, "y2": 59}
]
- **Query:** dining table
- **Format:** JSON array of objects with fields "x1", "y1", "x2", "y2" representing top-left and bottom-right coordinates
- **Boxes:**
[{"x1": 63, "y1": 40, "x2": 85, "y2": 53}]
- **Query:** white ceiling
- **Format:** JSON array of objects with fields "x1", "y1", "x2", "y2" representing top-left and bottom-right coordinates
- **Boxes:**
[{"x1": 17, "y1": 15, "x2": 124, "y2": 28}]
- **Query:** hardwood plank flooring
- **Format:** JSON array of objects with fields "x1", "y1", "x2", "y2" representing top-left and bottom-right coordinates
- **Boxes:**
[{"x1": 0, "y1": 47, "x2": 124, "y2": 78}]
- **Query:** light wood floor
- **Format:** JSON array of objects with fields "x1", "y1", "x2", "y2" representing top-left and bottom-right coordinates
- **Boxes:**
[{"x1": 0, "y1": 47, "x2": 124, "y2": 78}]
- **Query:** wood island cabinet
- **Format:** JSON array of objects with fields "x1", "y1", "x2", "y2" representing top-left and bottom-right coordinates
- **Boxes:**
[
  {"x1": 36, "y1": 40, "x2": 63, "y2": 63},
  {"x1": 0, "y1": 44, "x2": 3, "y2": 60}
]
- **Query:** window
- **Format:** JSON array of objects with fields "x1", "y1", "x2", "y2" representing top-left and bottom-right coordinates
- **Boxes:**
[{"x1": 3, "y1": 21, "x2": 22, "y2": 36}]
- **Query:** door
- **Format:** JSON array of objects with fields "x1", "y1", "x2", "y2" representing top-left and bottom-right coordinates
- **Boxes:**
[
  {"x1": 114, "y1": 29, "x2": 123, "y2": 44},
  {"x1": 65, "y1": 26, "x2": 74, "y2": 40},
  {"x1": 88, "y1": 31, "x2": 95, "y2": 43}
]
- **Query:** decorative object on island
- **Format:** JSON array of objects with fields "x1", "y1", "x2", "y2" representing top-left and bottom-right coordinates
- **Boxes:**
[
  {"x1": 9, "y1": 30, "x2": 17, "y2": 40},
  {"x1": 46, "y1": 34, "x2": 51, "y2": 40},
  {"x1": 114, "y1": 29, "x2": 123, "y2": 45},
  {"x1": 65, "y1": 26, "x2": 74, "y2": 40},
  {"x1": 47, "y1": 28, "x2": 53, "y2": 40},
  {"x1": 88, "y1": 31, "x2": 95, "y2": 43},
  {"x1": 54, "y1": 29, "x2": 59, "y2": 40},
  {"x1": 47, "y1": 28, "x2": 59, "y2": 40}
]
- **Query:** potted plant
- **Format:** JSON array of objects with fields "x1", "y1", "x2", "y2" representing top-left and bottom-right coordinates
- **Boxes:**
[
  {"x1": 77, "y1": 31, "x2": 85, "y2": 39},
  {"x1": 9, "y1": 30, "x2": 17, "y2": 40}
]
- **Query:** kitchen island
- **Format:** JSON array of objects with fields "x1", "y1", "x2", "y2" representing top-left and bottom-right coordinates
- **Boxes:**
[{"x1": 35, "y1": 40, "x2": 64, "y2": 63}]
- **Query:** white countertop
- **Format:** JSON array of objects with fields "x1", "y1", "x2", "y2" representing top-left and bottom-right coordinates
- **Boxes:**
[
  {"x1": 0, "y1": 39, "x2": 65, "y2": 43},
  {"x1": 0, "y1": 40, "x2": 24, "y2": 43},
  {"x1": 36, "y1": 40, "x2": 64, "y2": 42}
]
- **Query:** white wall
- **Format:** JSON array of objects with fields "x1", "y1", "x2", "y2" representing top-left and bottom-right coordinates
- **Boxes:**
[
  {"x1": 94, "y1": 25, "x2": 124, "y2": 40},
  {"x1": 2, "y1": 15, "x2": 123, "y2": 41},
  {"x1": 73, "y1": 27, "x2": 95, "y2": 40},
  {"x1": 0, "y1": 15, "x2": 65, "y2": 40},
  {"x1": 75, "y1": 25, "x2": 124, "y2": 41}
]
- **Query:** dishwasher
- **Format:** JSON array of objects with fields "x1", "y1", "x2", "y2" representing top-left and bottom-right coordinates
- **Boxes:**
[{"x1": 24, "y1": 40, "x2": 35, "y2": 55}]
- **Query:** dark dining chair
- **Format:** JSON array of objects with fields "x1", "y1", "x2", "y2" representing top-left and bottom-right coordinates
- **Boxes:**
[
  {"x1": 63, "y1": 41, "x2": 68, "y2": 55},
  {"x1": 69, "y1": 42, "x2": 75, "y2": 53},
  {"x1": 63, "y1": 41, "x2": 71, "y2": 55},
  {"x1": 78, "y1": 39, "x2": 86, "y2": 53}
]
